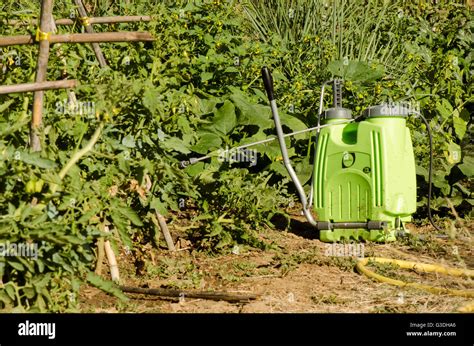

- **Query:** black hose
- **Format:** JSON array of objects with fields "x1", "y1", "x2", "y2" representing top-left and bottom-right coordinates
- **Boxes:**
[{"x1": 415, "y1": 111, "x2": 442, "y2": 232}]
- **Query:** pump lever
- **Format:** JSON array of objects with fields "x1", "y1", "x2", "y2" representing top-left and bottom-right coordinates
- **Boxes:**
[
  {"x1": 333, "y1": 79, "x2": 343, "y2": 108},
  {"x1": 261, "y1": 66, "x2": 317, "y2": 227}
]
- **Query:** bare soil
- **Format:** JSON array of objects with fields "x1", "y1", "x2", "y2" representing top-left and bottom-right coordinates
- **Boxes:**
[{"x1": 79, "y1": 211, "x2": 473, "y2": 313}]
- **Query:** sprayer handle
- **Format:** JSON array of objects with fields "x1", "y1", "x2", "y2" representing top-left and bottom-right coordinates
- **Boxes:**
[{"x1": 261, "y1": 66, "x2": 275, "y2": 101}]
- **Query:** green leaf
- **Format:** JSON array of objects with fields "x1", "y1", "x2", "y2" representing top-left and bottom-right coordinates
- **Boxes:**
[
  {"x1": 0, "y1": 99, "x2": 15, "y2": 113},
  {"x1": 279, "y1": 112, "x2": 307, "y2": 133},
  {"x1": 201, "y1": 72, "x2": 213, "y2": 82},
  {"x1": 184, "y1": 161, "x2": 205, "y2": 178},
  {"x1": 143, "y1": 88, "x2": 160, "y2": 113},
  {"x1": 191, "y1": 132, "x2": 222, "y2": 154},
  {"x1": 458, "y1": 156, "x2": 474, "y2": 178},
  {"x1": 224, "y1": 66, "x2": 239, "y2": 73},
  {"x1": 5, "y1": 284, "x2": 16, "y2": 301},
  {"x1": 116, "y1": 206, "x2": 143, "y2": 227},
  {"x1": 23, "y1": 287, "x2": 36, "y2": 299},
  {"x1": 453, "y1": 108, "x2": 469, "y2": 140},
  {"x1": 36, "y1": 260, "x2": 45, "y2": 273},
  {"x1": 231, "y1": 92, "x2": 273, "y2": 129},
  {"x1": 122, "y1": 135, "x2": 136, "y2": 148},
  {"x1": 208, "y1": 223, "x2": 223, "y2": 237},
  {"x1": 213, "y1": 100, "x2": 236, "y2": 135},
  {"x1": 435, "y1": 98, "x2": 453, "y2": 120},
  {"x1": 150, "y1": 197, "x2": 169, "y2": 216},
  {"x1": 328, "y1": 60, "x2": 384, "y2": 81},
  {"x1": 446, "y1": 141, "x2": 461, "y2": 165},
  {"x1": 86, "y1": 272, "x2": 128, "y2": 301},
  {"x1": 193, "y1": 96, "x2": 219, "y2": 116},
  {"x1": 161, "y1": 136, "x2": 191, "y2": 154},
  {"x1": 110, "y1": 211, "x2": 132, "y2": 248},
  {"x1": 416, "y1": 165, "x2": 428, "y2": 180},
  {"x1": 0, "y1": 290, "x2": 13, "y2": 304},
  {"x1": 295, "y1": 160, "x2": 313, "y2": 185},
  {"x1": 77, "y1": 208, "x2": 98, "y2": 224},
  {"x1": 268, "y1": 160, "x2": 289, "y2": 178},
  {"x1": 9, "y1": 261, "x2": 25, "y2": 271},
  {"x1": 15, "y1": 151, "x2": 56, "y2": 169}
]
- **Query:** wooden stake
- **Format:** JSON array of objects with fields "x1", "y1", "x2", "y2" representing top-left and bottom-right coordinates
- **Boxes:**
[
  {"x1": 0, "y1": 32, "x2": 154, "y2": 47},
  {"x1": 120, "y1": 286, "x2": 258, "y2": 303},
  {"x1": 155, "y1": 211, "x2": 176, "y2": 251},
  {"x1": 74, "y1": 0, "x2": 107, "y2": 68},
  {"x1": 30, "y1": 0, "x2": 54, "y2": 152},
  {"x1": 95, "y1": 237, "x2": 105, "y2": 275},
  {"x1": 104, "y1": 226, "x2": 120, "y2": 283},
  {"x1": 0, "y1": 80, "x2": 77, "y2": 94}
]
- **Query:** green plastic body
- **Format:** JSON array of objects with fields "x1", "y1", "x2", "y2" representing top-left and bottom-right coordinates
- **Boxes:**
[{"x1": 313, "y1": 117, "x2": 417, "y2": 242}]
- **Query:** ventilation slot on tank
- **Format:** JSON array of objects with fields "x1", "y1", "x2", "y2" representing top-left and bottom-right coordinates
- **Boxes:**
[
  {"x1": 371, "y1": 131, "x2": 383, "y2": 207},
  {"x1": 315, "y1": 134, "x2": 329, "y2": 208}
]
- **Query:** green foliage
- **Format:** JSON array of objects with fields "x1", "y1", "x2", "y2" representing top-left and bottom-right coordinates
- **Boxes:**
[
  {"x1": 188, "y1": 169, "x2": 293, "y2": 252},
  {"x1": 0, "y1": 0, "x2": 471, "y2": 312},
  {"x1": 0, "y1": 0, "x2": 297, "y2": 311}
]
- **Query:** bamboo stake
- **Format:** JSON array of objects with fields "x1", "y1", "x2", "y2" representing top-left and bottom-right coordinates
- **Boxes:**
[
  {"x1": 50, "y1": 14, "x2": 78, "y2": 108},
  {"x1": 95, "y1": 237, "x2": 105, "y2": 275},
  {"x1": 0, "y1": 32, "x2": 154, "y2": 47},
  {"x1": 155, "y1": 211, "x2": 176, "y2": 251},
  {"x1": 104, "y1": 226, "x2": 120, "y2": 283},
  {"x1": 120, "y1": 286, "x2": 258, "y2": 303},
  {"x1": 30, "y1": 0, "x2": 54, "y2": 152},
  {"x1": 5, "y1": 15, "x2": 152, "y2": 26},
  {"x1": 150, "y1": 213, "x2": 162, "y2": 249},
  {"x1": 0, "y1": 80, "x2": 77, "y2": 94},
  {"x1": 74, "y1": 0, "x2": 107, "y2": 68}
]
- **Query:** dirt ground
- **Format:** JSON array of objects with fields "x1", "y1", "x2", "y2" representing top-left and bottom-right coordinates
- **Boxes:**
[{"x1": 79, "y1": 211, "x2": 474, "y2": 313}]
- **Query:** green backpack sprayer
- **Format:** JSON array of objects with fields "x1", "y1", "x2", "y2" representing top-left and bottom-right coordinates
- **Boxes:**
[
  {"x1": 261, "y1": 66, "x2": 442, "y2": 242},
  {"x1": 181, "y1": 66, "x2": 441, "y2": 243}
]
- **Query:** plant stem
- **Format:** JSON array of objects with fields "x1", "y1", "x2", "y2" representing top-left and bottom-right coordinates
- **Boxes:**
[{"x1": 49, "y1": 122, "x2": 104, "y2": 194}]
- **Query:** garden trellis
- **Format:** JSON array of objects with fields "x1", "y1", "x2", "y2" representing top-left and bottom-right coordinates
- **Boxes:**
[
  {"x1": 0, "y1": 0, "x2": 156, "y2": 283},
  {"x1": 0, "y1": 0, "x2": 153, "y2": 151}
]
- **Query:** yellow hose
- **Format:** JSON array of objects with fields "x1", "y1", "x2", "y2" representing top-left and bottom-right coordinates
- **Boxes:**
[{"x1": 356, "y1": 257, "x2": 474, "y2": 312}]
